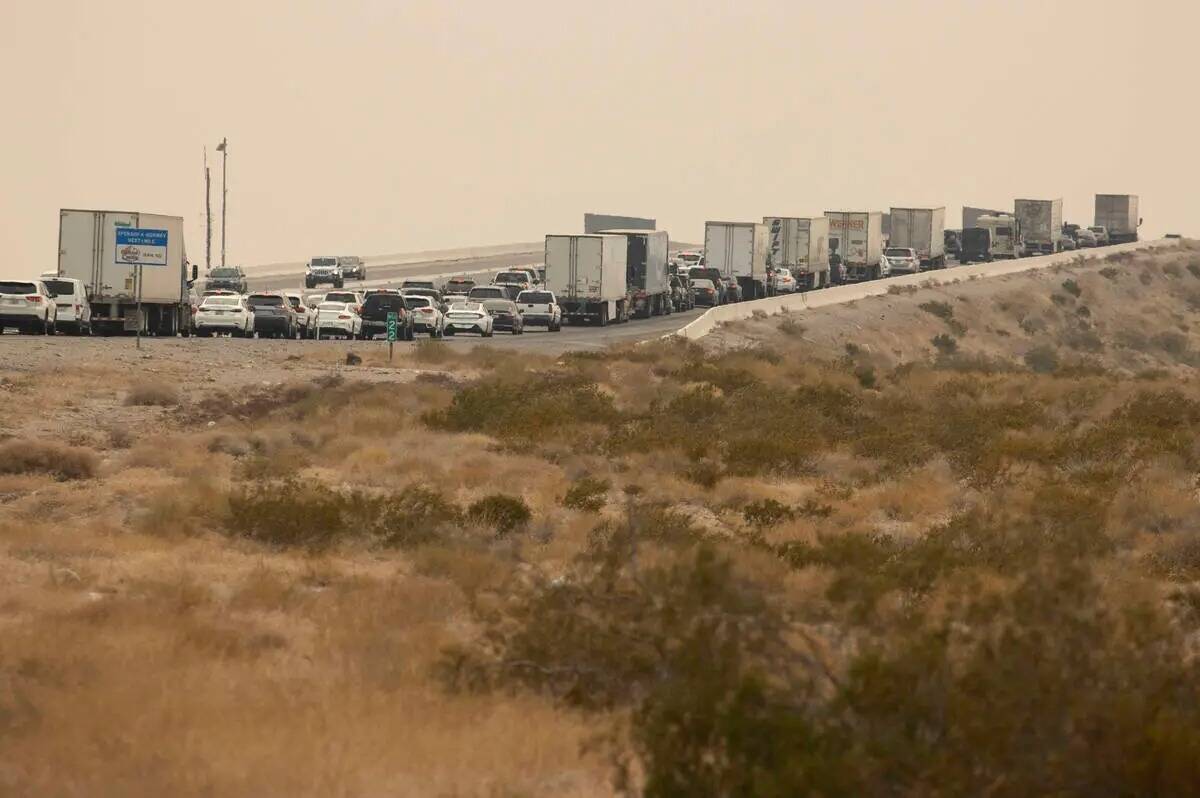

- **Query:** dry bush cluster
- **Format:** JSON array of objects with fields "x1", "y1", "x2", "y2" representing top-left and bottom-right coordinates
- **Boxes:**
[{"x1": 3, "y1": 242, "x2": 1200, "y2": 794}]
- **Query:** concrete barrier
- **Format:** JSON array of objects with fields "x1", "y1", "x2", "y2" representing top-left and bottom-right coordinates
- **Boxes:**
[{"x1": 674, "y1": 239, "x2": 1181, "y2": 340}]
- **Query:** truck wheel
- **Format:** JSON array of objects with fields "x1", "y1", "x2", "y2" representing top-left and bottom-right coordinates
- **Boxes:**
[{"x1": 599, "y1": 306, "x2": 609, "y2": 327}]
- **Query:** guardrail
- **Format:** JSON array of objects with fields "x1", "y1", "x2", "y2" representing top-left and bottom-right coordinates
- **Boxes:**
[{"x1": 673, "y1": 238, "x2": 1182, "y2": 340}]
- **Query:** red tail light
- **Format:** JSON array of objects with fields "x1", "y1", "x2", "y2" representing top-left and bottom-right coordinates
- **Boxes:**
[
  {"x1": 419, "y1": 308, "x2": 433, "y2": 313},
  {"x1": 25, "y1": 295, "x2": 42, "y2": 303},
  {"x1": 338, "y1": 314, "x2": 351, "y2": 320}
]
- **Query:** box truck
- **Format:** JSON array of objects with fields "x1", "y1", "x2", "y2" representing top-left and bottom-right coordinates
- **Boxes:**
[
  {"x1": 889, "y1": 207, "x2": 946, "y2": 269},
  {"x1": 57, "y1": 209, "x2": 195, "y2": 336},
  {"x1": 544, "y1": 234, "x2": 629, "y2": 325},
  {"x1": 704, "y1": 222, "x2": 769, "y2": 300},
  {"x1": 600, "y1": 229, "x2": 671, "y2": 318},
  {"x1": 1094, "y1": 195, "x2": 1140, "y2": 244},
  {"x1": 962, "y1": 206, "x2": 1004, "y2": 230},
  {"x1": 763, "y1": 216, "x2": 831, "y2": 291},
  {"x1": 1013, "y1": 199, "x2": 1063, "y2": 256},
  {"x1": 976, "y1": 214, "x2": 1023, "y2": 260},
  {"x1": 825, "y1": 211, "x2": 884, "y2": 282}
]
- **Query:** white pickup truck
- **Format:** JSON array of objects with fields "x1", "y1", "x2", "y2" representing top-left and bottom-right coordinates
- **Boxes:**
[{"x1": 516, "y1": 289, "x2": 563, "y2": 331}]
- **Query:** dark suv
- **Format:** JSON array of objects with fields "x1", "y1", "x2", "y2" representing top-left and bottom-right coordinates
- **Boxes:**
[
  {"x1": 360, "y1": 291, "x2": 415, "y2": 340},
  {"x1": 246, "y1": 292, "x2": 296, "y2": 339},
  {"x1": 206, "y1": 266, "x2": 247, "y2": 294}
]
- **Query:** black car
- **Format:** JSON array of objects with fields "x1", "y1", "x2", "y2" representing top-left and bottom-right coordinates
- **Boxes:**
[
  {"x1": 481, "y1": 298, "x2": 524, "y2": 334},
  {"x1": 959, "y1": 227, "x2": 991, "y2": 264},
  {"x1": 360, "y1": 291, "x2": 415, "y2": 340},
  {"x1": 688, "y1": 267, "x2": 727, "y2": 303},
  {"x1": 246, "y1": 292, "x2": 296, "y2": 338},
  {"x1": 206, "y1": 266, "x2": 247, "y2": 294}
]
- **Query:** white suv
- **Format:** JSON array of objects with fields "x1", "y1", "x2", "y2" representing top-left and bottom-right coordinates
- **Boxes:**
[
  {"x1": 403, "y1": 294, "x2": 445, "y2": 337},
  {"x1": 41, "y1": 275, "x2": 92, "y2": 335},
  {"x1": 284, "y1": 291, "x2": 317, "y2": 338},
  {"x1": 0, "y1": 280, "x2": 58, "y2": 335}
]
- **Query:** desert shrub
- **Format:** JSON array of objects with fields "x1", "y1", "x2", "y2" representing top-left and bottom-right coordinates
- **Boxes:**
[
  {"x1": 226, "y1": 481, "x2": 460, "y2": 550},
  {"x1": 918, "y1": 300, "x2": 954, "y2": 321},
  {"x1": 1063, "y1": 326, "x2": 1104, "y2": 353},
  {"x1": 1152, "y1": 331, "x2": 1189, "y2": 357},
  {"x1": 1099, "y1": 266, "x2": 1120, "y2": 280},
  {"x1": 751, "y1": 309, "x2": 768, "y2": 320},
  {"x1": 124, "y1": 380, "x2": 179, "y2": 407},
  {"x1": 778, "y1": 317, "x2": 805, "y2": 337},
  {"x1": 1024, "y1": 345, "x2": 1059, "y2": 374},
  {"x1": 376, "y1": 485, "x2": 462, "y2": 547},
  {"x1": 1018, "y1": 315, "x2": 1046, "y2": 335},
  {"x1": 887, "y1": 284, "x2": 917, "y2": 295},
  {"x1": 742, "y1": 499, "x2": 794, "y2": 528},
  {"x1": 1139, "y1": 271, "x2": 1153, "y2": 286},
  {"x1": 1188, "y1": 263, "x2": 1200, "y2": 279},
  {"x1": 931, "y1": 334, "x2": 958, "y2": 355},
  {"x1": 684, "y1": 460, "x2": 722, "y2": 488},
  {"x1": 226, "y1": 480, "x2": 352, "y2": 550},
  {"x1": 467, "y1": 494, "x2": 531, "y2": 535},
  {"x1": 1076, "y1": 304, "x2": 1091, "y2": 318},
  {"x1": 411, "y1": 340, "x2": 456, "y2": 364},
  {"x1": 1061, "y1": 278, "x2": 1082, "y2": 297},
  {"x1": 854, "y1": 365, "x2": 877, "y2": 389},
  {"x1": 562, "y1": 476, "x2": 610, "y2": 512},
  {"x1": 844, "y1": 342, "x2": 861, "y2": 356},
  {"x1": 1163, "y1": 262, "x2": 1182, "y2": 278},
  {"x1": 425, "y1": 372, "x2": 619, "y2": 439},
  {"x1": 0, "y1": 439, "x2": 98, "y2": 480},
  {"x1": 1050, "y1": 292, "x2": 1071, "y2": 307}
]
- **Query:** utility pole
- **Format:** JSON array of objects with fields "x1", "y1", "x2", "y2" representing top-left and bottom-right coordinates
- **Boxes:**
[
  {"x1": 204, "y1": 147, "x2": 212, "y2": 273},
  {"x1": 216, "y1": 137, "x2": 228, "y2": 268}
]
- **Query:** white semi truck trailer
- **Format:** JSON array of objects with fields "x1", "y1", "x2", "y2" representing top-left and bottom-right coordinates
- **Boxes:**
[{"x1": 57, "y1": 209, "x2": 195, "y2": 336}]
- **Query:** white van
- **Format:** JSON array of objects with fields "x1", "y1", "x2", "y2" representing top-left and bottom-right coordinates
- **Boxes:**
[{"x1": 40, "y1": 274, "x2": 91, "y2": 335}]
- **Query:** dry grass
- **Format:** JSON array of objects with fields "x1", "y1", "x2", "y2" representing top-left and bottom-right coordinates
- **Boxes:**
[
  {"x1": 1, "y1": 242, "x2": 1200, "y2": 793},
  {"x1": 124, "y1": 379, "x2": 180, "y2": 406},
  {"x1": 0, "y1": 438, "x2": 98, "y2": 480}
]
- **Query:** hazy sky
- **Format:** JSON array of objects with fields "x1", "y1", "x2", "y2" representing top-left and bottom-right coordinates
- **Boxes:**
[{"x1": 2, "y1": 0, "x2": 1195, "y2": 276}]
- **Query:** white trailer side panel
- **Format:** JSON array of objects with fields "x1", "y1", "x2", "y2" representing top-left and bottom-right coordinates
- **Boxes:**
[
  {"x1": 58, "y1": 210, "x2": 186, "y2": 304},
  {"x1": 544, "y1": 235, "x2": 626, "y2": 302},
  {"x1": 1095, "y1": 194, "x2": 1139, "y2": 236},
  {"x1": 825, "y1": 211, "x2": 883, "y2": 266},
  {"x1": 704, "y1": 222, "x2": 766, "y2": 281}
]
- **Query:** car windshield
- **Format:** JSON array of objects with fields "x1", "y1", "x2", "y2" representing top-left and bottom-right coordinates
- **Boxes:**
[
  {"x1": 42, "y1": 280, "x2": 75, "y2": 297},
  {"x1": 310, "y1": 258, "x2": 337, "y2": 267},
  {"x1": 325, "y1": 293, "x2": 355, "y2": 302},
  {"x1": 403, "y1": 296, "x2": 431, "y2": 310},
  {"x1": 287, "y1": 297, "x2": 303, "y2": 309},
  {"x1": 402, "y1": 280, "x2": 434, "y2": 289},
  {"x1": 884, "y1": 248, "x2": 913, "y2": 257},
  {"x1": 692, "y1": 279, "x2": 714, "y2": 289},
  {"x1": 495, "y1": 272, "x2": 528, "y2": 283},
  {"x1": 469, "y1": 287, "x2": 505, "y2": 298},
  {"x1": 518, "y1": 291, "x2": 553, "y2": 304},
  {"x1": 0, "y1": 282, "x2": 37, "y2": 294},
  {"x1": 482, "y1": 300, "x2": 512, "y2": 312},
  {"x1": 210, "y1": 268, "x2": 239, "y2": 278},
  {"x1": 202, "y1": 296, "x2": 239, "y2": 307},
  {"x1": 997, "y1": 227, "x2": 1013, "y2": 236},
  {"x1": 1089, "y1": 227, "x2": 1103, "y2": 233},
  {"x1": 363, "y1": 295, "x2": 405, "y2": 312},
  {"x1": 247, "y1": 295, "x2": 283, "y2": 307},
  {"x1": 446, "y1": 280, "x2": 474, "y2": 290},
  {"x1": 406, "y1": 288, "x2": 440, "y2": 298},
  {"x1": 680, "y1": 253, "x2": 701, "y2": 262}
]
